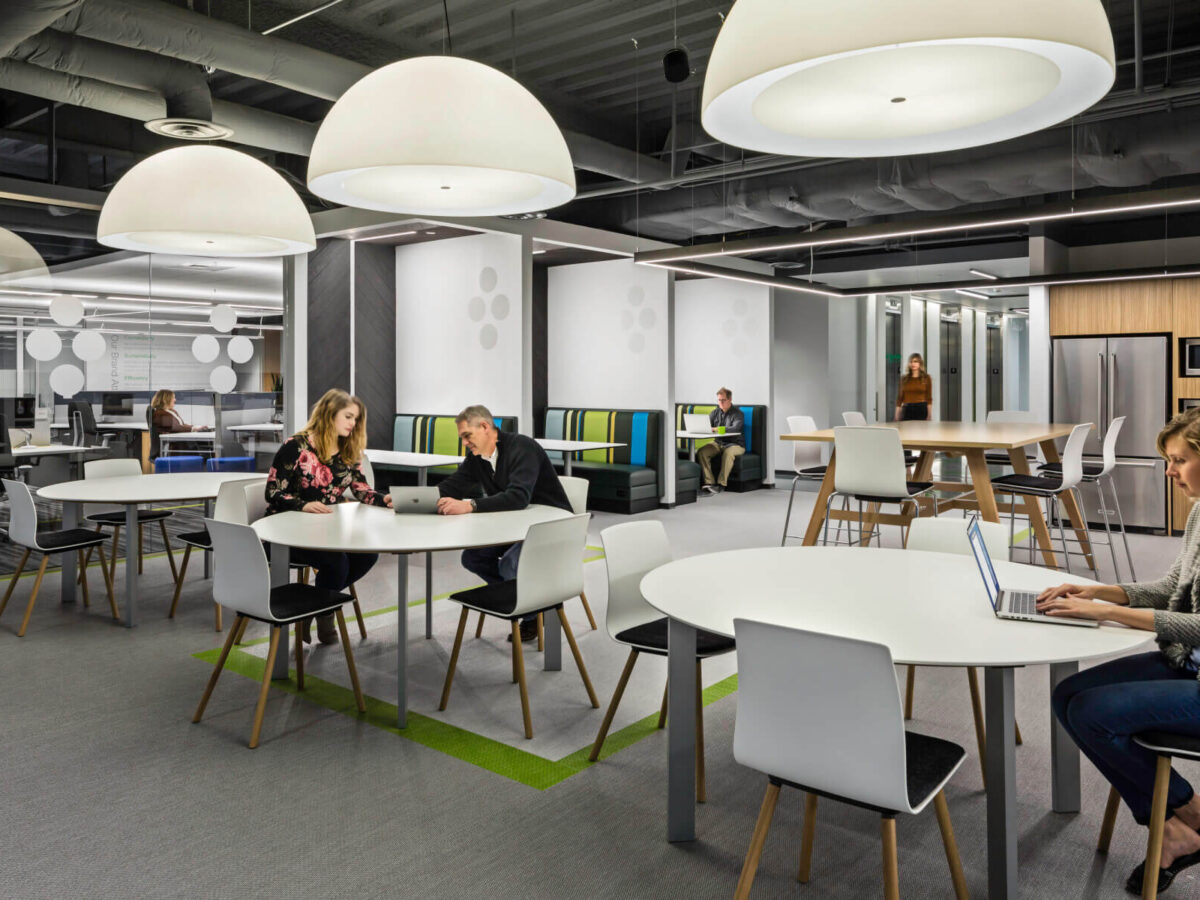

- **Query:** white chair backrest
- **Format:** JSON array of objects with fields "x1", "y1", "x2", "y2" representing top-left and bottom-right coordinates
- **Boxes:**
[
  {"x1": 1057, "y1": 422, "x2": 1092, "y2": 491},
  {"x1": 85, "y1": 458, "x2": 141, "y2": 479},
  {"x1": 833, "y1": 426, "x2": 909, "y2": 498},
  {"x1": 842, "y1": 411, "x2": 867, "y2": 426},
  {"x1": 599, "y1": 520, "x2": 673, "y2": 639},
  {"x1": 243, "y1": 480, "x2": 269, "y2": 524},
  {"x1": 1100, "y1": 416, "x2": 1125, "y2": 476},
  {"x1": 358, "y1": 454, "x2": 375, "y2": 490},
  {"x1": 212, "y1": 476, "x2": 266, "y2": 525},
  {"x1": 786, "y1": 415, "x2": 822, "y2": 472},
  {"x1": 558, "y1": 475, "x2": 589, "y2": 515},
  {"x1": 985, "y1": 410, "x2": 1037, "y2": 424},
  {"x1": 206, "y1": 519, "x2": 274, "y2": 620},
  {"x1": 513, "y1": 514, "x2": 590, "y2": 616},
  {"x1": 733, "y1": 619, "x2": 914, "y2": 814},
  {"x1": 3, "y1": 478, "x2": 40, "y2": 547},
  {"x1": 907, "y1": 515, "x2": 1009, "y2": 561}
]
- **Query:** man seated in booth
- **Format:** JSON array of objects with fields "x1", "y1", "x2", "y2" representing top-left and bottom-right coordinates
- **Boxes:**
[
  {"x1": 698, "y1": 386, "x2": 745, "y2": 495},
  {"x1": 436, "y1": 404, "x2": 573, "y2": 642}
]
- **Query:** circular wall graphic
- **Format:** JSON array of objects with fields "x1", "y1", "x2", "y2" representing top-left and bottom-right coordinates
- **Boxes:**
[
  {"x1": 227, "y1": 335, "x2": 253, "y2": 363},
  {"x1": 210, "y1": 304, "x2": 237, "y2": 332},
  {"x1": 49, "y1": 296, "x2": 84, "y2": 326},
  {"x1": 191, "y1": 334, "x2": 219, "y2": 363},
  {"x1": 209, "y1": 365, "x2": 237, "y2": 393},
  {"x1": 49, "y1": 364, "x2": 85, "y2": 397},
  {"x1": 26, "y1": 327, "x2": 61, "y2": 361},
  {"x1": 72, "y1": 330, "x2": 106, "y2": 361}
]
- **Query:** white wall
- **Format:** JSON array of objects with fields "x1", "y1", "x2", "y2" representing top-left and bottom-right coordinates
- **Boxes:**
[
  {"x1": 827, "y1": 297, "x2": 863, "y2": 424},
  {"x1": 773, "y1": 291, "x2": 830, "y2": 469},
  {"x1": 395, "y1": 231, "x2": 525, "y2": 422},
  {"x1": 960, "y1": 308, "x2": 976, "y2": 422},
  {"x1": 924, "y1": 300, "x2": 941, "y2": 420},
  {"x1": 675, "y1": 278, "x2": 771, "y2": 405}
]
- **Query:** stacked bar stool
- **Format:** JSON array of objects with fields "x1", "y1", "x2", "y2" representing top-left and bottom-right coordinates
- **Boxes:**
[{"x1": 781, "y1": 415, "x2": 842, "y2": 546}]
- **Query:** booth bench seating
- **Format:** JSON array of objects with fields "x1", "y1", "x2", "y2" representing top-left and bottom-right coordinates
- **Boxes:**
[
  {"x1": 674, "y1": 403, "x2": 767, "y2": 502},
  {"x1": 543, "y1": 407, "x2": 662, "y2": 515},
  {"x1": 376, "y1": 413, "x2": 518, "y2": 487}
]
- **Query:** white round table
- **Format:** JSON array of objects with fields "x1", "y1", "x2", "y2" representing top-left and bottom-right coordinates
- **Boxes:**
[
  {"x1": 39, "y1": 473, "x2": 265, "y2": 628},
  {"x1": 640, "y1": 546, "x2": 1154, "y2": 900},
  {"x1": 251, "y1": 502, "x2": 572, "y2": 727}
]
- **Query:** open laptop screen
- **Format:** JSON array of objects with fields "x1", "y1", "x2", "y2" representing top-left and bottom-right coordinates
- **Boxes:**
[{"x1": 967, "y1": 517, "x2": 1002, "y2": 612}]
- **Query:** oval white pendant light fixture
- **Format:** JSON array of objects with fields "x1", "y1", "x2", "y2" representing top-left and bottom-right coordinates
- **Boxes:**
[
  {"x1": 702, "y1": 0, "x2": 1116, "y2": 157},
  {"x1": 308, "y1": 56, "x2": 575, "y2": 216},
  {"x1": 97, "y1": 146, "x2": 316, "y2": 257}
]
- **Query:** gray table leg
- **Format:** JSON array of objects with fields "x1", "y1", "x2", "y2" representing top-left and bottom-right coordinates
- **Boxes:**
[
  {"x1": 60, "y1": 501, "x2": 79, "y2": 605},
  {"x1": 397, "y1": 553, "x2": 409, "y2": 728},
  {"x1": 425, "y1": 552, "x2": 433, "y2": 639},
  {"x1": 1050, "y1": 661, "x2": 1081, "y2": 812},
  {"x1": 688, "y1": 442, "x2": 696, "y2": 463},
  {"x1": 202, "y1": 499, "x2": 213, "y2": 579},
  {"x1": 543, "y1": 604, "x2": 562, "y2": 671},
  {"x1": 667, "y1": 618, "x2": 698, "y2": 842},
  {"x1": 268, "y1": 542, "x2": 290, "y2": 680},
  {"x1": 564, "y1": 456, "x2": 572, "y2": 476},
  {"x1": 985, "y1": 666, "x2": 1017, "y2": 899},
  {"x1": 122, "y1": 503, "x2": 138, "y2": 627}
]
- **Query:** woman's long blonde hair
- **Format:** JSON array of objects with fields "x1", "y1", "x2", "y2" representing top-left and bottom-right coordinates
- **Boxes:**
[
  {"x1": 900, "y1": 352, "x2": 928, "y2": 385},
  {"x1": 150, "y1": 389, "x2": 175, "y2": 411},
  {"x1": 300, "y1": 389, "x2": 366, "y2": 464}
]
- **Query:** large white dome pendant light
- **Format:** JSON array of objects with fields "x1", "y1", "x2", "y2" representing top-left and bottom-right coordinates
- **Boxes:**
[
  {"x1": 97, "y1": 146, "x2": 316, "y2": 257},
  {"x1": 702, "y1": 0, "x2": 1116, "y2": 158},
  {"x1": 0, "y1": 227, "x2": 49, "y2": 285},
  {"x1": 307, "y1": 56, "x2": 575, "y2": 216}
]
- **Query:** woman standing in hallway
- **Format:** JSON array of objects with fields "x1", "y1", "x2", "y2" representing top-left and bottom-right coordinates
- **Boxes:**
[
  {"x1": 265, "y1": 388, "x2": 391, "y2": 644},
  {"x1": 893, "y1": 352, "x2": 933, "y2": 422}
]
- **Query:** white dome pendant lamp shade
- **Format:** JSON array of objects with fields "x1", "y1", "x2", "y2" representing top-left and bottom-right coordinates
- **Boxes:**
[
  {"x1": 97, "y1": 146, "x2": 316, "y2": 257},
  {"x1": 307, "y1": 56, "x2": 575, "y2": 216},
  {"x1": 702, "y1": 0, "x2": 1116, "y2": 158},
  {"x1": 0, "y1": 228, "x2": 48, "y2": 285}
]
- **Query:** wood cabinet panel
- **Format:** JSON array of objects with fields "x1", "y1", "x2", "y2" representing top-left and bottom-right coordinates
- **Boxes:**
[{"x1": 1050, "y1": 281, "x2": 1172, "y2": 335}]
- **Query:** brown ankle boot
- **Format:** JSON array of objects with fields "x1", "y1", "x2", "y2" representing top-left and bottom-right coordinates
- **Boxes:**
[{"x1": 316, "y1": 613, "x2": 338, "y2": 645}]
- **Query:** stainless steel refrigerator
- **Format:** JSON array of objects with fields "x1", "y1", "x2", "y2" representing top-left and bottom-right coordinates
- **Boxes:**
[{"x1": 1051, "y1": 334, "x2": 1170, "y2": 532}]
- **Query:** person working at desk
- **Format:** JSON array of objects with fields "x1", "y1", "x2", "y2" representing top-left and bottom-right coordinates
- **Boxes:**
[
  {"x1": 436, "y1": 404, "x2": 572, "y2": 643},
  {"x1": 1038, "y1": 408, "x2": 1200, "y2": 894},
  {"x1": 698, "y1": 386, "x2": 744, "y2": 495},
  {"x1": 150, "y1": 390, "x2": 211, "y2": 457},
  {"x1": 893, "y1": 352, "x2": 933, "y2": 422},
  {"x1": 265, "y1": 389, "x2": 392, "y2": 645}
]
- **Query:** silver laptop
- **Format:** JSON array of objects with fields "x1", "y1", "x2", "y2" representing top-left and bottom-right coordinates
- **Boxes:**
[
  {"x1": 683, "y1": 413, "x2": 712, "y2": 433},
  {"x1": 390, "y1": 486, "x2": 440, "y2": 514},
  {"x1": 967, "y1": 516, "x2": 1097, "y2": 628}
]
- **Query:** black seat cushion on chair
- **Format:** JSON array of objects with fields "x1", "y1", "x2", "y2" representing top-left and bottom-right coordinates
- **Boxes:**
[
  {"x1": 87, "y1": 509, "x2": 174, "y2": 525},
  {"x1": 991, "y1": 472, "x2": 1062, "y2": 495},
  {"x1": 906, "y1": 731, "x2": 967, "y2": 809},
  {"x1": 615, "y1": 616, "x2": 736, "y2": 657},
  {"x1": 177, "y1": 529, "x2": 211, "y2": 550},
  {"x1": 853, "y1": 482, "x2": 935, "y2": 504},
  {"x1": 36, "y1": 527, "x2": 109, "y2": 552},
  {"x1": 254, "y1": 583, "x2": 351, "y2": 623},
  {"x1": 1038, "y1": 461, "x2": 1105, "y2": 478},
  {"x1": 798, "y1": 465, "x2": 827, "y2": 478},
  {"x1": 1135, "y1": 731, "x2": 1200, "y2": 761},
  {"x1": 450, "y1": 581, "x2": 522, "y2": 618}
]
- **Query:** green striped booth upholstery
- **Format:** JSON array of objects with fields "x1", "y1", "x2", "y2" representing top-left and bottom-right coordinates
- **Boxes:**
[
  {"x1": 675, "y1": 403, "x2": 767, "y2": 493},
  {"x1": 543, "y1": 407, "x2": 662, "y2": 514},
  {"x1": 377, "y1": 413, "x2": 518, "y2": 486}
]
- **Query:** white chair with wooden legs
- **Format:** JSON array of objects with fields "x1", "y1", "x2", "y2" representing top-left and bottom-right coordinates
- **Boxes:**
[
  {"x1": 825, "y1": 426, "x2": 938, "y2": 548},
  {"x1": 588, "y1": 521, "x2": 734, "y2": 803},
  {"x1": 1096, "y1": 732, "x2": 1200, "y2": 899},
  {"x1": 439, "y1": 514, "x2": 598, "y2": 739},
  {"x1": 0, "y1": 478, "x2": 116, "y2": 636},
  {"x1": 731, "y1": 619, "x2": 969, "y2": 900},
  {"x1": 192, "y1": 519, "x2": 366, "y2": 749},
  {"x1": 230, "y1": 481, "x2": 269, "y2": 646},
  {"x1": 781, "y1": 415, "x2": 839, "y2": 546},
  {"x1": 80, "y1": 458, "x2": 177, "y2": 587},
  {"x1": 903, "y1": 515, "x2": 1022, "y2": 781},
  {"x1": 169, "y1": 476, "x2": 266, "y2": 630}
]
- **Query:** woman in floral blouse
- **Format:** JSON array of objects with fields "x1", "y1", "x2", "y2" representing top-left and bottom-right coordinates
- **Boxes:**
[{"x1": 266, "y1": 388, "x2": 391, "y2": 644}]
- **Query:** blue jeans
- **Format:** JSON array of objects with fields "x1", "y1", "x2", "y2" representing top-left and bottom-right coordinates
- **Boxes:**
[
  {"x1": 1052, "y1": 651, "x2": 1200, "y2": 824},
  {"x1": 460, "y1": 543, "x2": 531, "y2": 623}
]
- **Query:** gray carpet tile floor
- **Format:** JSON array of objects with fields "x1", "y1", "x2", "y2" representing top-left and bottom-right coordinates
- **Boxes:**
[{"x1": 1, "y1": 479, "x2": 1194, "y2": 899}]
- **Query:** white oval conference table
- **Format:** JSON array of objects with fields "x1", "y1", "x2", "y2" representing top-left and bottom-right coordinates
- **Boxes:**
[
  {"x1": 251, "y1": 501, "x2": 572, "y2": 727},
  {"x1": 39, "y1": 472, "x2": 266, "y2": 628},
  {"x1": 640, "y1": 546, "x2": 1153, "y2": 900}
]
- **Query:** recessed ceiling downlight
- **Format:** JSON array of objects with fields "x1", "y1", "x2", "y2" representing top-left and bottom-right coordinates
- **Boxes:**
[{"x1": 702, "y1": 0, "x2": 1115, "y2": 157}]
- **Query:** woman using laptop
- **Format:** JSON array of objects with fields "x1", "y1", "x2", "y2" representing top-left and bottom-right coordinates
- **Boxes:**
[
  {"x1": 1038, "y1": 407, "x2": 1200, "y2": 893},
  {"x1": 150, "y1": 389, "x2": 208, "y2": 457},
  {"x1": 266, "y1": 389, "x2": 391, "y2": 644},
  {"x1": 892, "y1": 352, "x2": 933, "y2": 422}
]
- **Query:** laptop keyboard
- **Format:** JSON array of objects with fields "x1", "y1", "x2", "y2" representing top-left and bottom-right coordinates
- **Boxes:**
[{"x1": 1007, "y1": 590, "x2": 1039, "y2": 615}]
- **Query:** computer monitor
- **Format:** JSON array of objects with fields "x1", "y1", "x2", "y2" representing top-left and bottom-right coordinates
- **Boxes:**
[
  {"x1": 13, "y1": 396, "x2": 34, "y2": 428},
  {"x1": 102, "y1": 393, "x2": 133, "y2": 417}
]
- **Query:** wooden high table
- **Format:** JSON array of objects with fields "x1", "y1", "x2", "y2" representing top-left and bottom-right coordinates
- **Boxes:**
[{"x1": 781, "y1": 421, "x2": 1095, "y2": 568}]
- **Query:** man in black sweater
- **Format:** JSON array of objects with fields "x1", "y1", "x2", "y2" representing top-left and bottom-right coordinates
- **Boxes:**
[{"x1": 437, "y1": 404, "x2": 572, "y2": 641}]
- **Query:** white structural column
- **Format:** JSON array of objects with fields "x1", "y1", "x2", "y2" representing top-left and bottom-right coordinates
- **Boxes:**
[
  {"x1": 520, "y1": 233, "x2": 535, "y2": 436},
  {"x1": 1028, "y1": 236, "x2": 1065, "y2": 423},
  {"x1": 960, "y1": 308, "x2": 977, "y2": 422},
  {"x1": 663, "y1": 272, "x2": 676, "y2": 505},
  {"x1": 283, "y1": 254, "x2": 309, "y2": 435},
  {"x1": 924, "y1": 300, "x2": 941, "y2": 420},
  {"x1": 975, "y1": 308, "x2": 988, "y2": 419}
]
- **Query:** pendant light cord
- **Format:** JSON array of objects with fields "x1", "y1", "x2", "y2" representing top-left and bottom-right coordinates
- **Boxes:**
[{"x1": 441, "y1": 0, "x2": 452, "y2": 54}]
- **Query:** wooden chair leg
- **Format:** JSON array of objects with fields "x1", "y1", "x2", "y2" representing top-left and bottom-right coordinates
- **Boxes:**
[
  {"x1": 512, "y1": 621, "x2": 534, "y2": 738},
  {"x1": 168, "y1": 545, "x2": 192, "y2": 619},
  {"x1": 474, "y1": 611, "x2": 486, "y2": 638},
  {"x1": 95, "y1": 545, "x2": 117, "y2": 619},
  {"x1": 881, "y1": 816, "x2": 900, "y2": 900},
  {"x1": 159, "y1": 519, "x2": 178, "y2": 582},
  {"x1": 1015, "y1": 719, "x2": 1024, "y2": 746},
  {"x1": 1143, "y1": 755, "x2": 1172, "y2": 900},
  {"x1": 438, "y1": 607, "x2": 470, "y2": 711},
  {"x1": 537, "y1": 612, "x2": 544, "y2": 652},
  {"x1": 16, "y1": 554, "x2": 50, "y2": 637},
  {"x1": 109, "y1": 526, "x2": 120, "y2": 585},
  {"x1": 557, "y1": 607, "x2": 599, "y2": 707},
  {"x1": 335, "y1": 608, "x2": 366, "y2": 712},
  {"x1": 934, "y1": 790, "x2": 970, "y2": 900},
  {"x1": 348, "y1": 583, "x2": 367, "y2": 639},
  {"x1": 967, "y1": 667, "x2": 988, "y2": 786},
  {"x1": 233, "y1": 616, "x2": 249, "y2": 644},
  {"x1": 579, "y1": 589, "x2": 598, "y2": 630},
  {"x1": 0, "y1": 547, "x2": 30, "y2": 617},
  {"x1": 214, "y1": 602, "x2": 222, "y2": 632},
  {"x1": 77, "y1": 525, "x2": 101, "y2": 581},
  {"x1": 589, "y1": 648, "x2": 639, "y2": 762},
  {"x1": 904, "y1": 664, "x2": 916, "y2": 720},
  {"x1": 248, "y1": 626, "x2": 281, "y2": 749},
  {"x1": 657, "y1": 681, "x2": 669, "y2": 729},
  {"x1": 295, "y1": 617, "x2": 305, "y2": 690},
  {"x1": 1098, "y1": 785, "x2": 1121, "y2": 852},
  {"x1": 193, "y1": 614, "x2": 243, "y2": 724},
  {"x1": 77, "y1": 549, "x2": 90, "y2": 608},
  {"x1": 299, "y1": 567, "x2": 309, "y2": 585},
  {"x1": 798, "y1": 793, "x2": 818, "y2": 882},
  {"x1": 137, "y1": 523, "x2": 144, "y2": 575},
  {"x1": 734, "y1": 780, "x2": 781, "y2": 900}
]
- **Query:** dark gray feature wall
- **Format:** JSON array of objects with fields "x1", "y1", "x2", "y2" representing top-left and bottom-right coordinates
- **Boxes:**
[
  {"x1": 532, "y1": 264, "x2": 548, "y2": 436},
  {"x1": 306, "y1": 238, "x2": 351, "y2": 413},
  {"x1": 352, "y1": 241, "x2": 397, "y2": 450}
]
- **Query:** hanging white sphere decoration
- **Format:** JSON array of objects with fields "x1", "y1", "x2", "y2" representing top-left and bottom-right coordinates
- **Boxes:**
[
  {"x1": 226, "y1": 335, "x2": 254, "y2": 364},
  {"x1": 49, "y1": 296, "x2": 85, "y2": 326},
  {"x1": 25, "y1": 327, "x2": 62, "y2": 361},
  {"x1": 191, "y1": 334, "x2": 219, "y2": 363},
  {"x1": 209, "y1": 365, "x2": 237, "y2": 393},
  {"x1": 72, "y1": 330, "x2": 107, "y2": 361},
  {"x1": 210, "y1": 304, "x2": 237, "y2": 333},
  {"x1": 49, "y1": 364, "x2": 85, "y2": 397}
]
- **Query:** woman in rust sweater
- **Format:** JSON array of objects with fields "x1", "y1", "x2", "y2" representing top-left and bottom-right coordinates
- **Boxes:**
[{"x1": 893, "y1": 352, "x2": 933, "y2": 422}]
